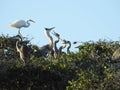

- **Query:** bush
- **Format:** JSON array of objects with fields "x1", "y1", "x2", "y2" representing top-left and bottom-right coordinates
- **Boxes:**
[{"x1": 0, "y1": 35, "x2": 120, "y2": 90}]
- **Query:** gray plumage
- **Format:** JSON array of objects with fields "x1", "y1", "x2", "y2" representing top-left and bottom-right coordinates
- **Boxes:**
[
  {"x1": 52, "y1": 31, "x2": 60, "y2": 58},
  {"x1": 56, "y1": 39, "x2": 66, "y2": 57},
  {"x1": 52, "y1": 31, "x2": 67, "y2": 58},
  {"x1": 39, "y1": 27, "x2": 55, "y2": 58},
  {"x1": 66, "y1": 41, "x2": 71, "y2": 53},
  {"x1": 58, "y1": 41, "x2": 66, "y2": 57},
  {"x1": 15, "y1": 36, "x2": 31, "y2": 63},
  {"x1": 52, "y1": 30, "x2": 60, "y2": 39}
]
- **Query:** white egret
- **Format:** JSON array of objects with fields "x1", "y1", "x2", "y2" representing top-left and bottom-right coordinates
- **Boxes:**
[{"x1": 10, "y1": 19, "x2": 35, "y2": 35}]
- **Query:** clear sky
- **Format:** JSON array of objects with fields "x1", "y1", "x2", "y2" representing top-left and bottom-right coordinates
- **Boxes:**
[{"x1": 0, "y1": 0, "x2": 120, "y2": 52}]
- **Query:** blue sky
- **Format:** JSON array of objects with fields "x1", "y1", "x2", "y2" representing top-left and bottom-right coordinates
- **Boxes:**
[{"x1": 0, "y1": 0, "x2": 120, "y2": 52}]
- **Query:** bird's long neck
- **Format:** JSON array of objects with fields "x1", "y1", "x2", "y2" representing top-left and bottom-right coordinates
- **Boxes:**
[
  {"x1": 67, "y1": 41, "x2": 71, "y2": 53},
  {"x1": 15, "y1": 35, "x2": 23, "y2": 41},
  {"x1": 16, "y1": 40, "x2": 26, "y2": 63},
  {"x1": 45, "y1": 30, "x2": 53, "y2": 48},
  {"x1": 54, "y1": 38, "x2": 59, "y2": 52},
  {"x1": 58, "y1": 43, "x2": 66, "y2": 56},
  {"x1": 62, "y1": 43, "x2": 67, "y2": 50},
  {"x1": 25, "y1": 20, "x2": 30, "y2": 27},
  {"x1": 53, "y1": 38, "x2": 59, "y2": 59},
  {"x1": 16, "y1": 41, "x2": 21, "y2": 52}
]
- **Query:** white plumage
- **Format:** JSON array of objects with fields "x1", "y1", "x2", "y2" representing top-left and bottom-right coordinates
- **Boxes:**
[{"x1": 10, "y1": 19, "x2": 35, "y2": 34}]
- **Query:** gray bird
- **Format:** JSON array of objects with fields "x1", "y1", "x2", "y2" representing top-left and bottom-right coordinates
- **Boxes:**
[
  {"x1": 52, "y1": 31, "x2": 60, "y2": 58},
  {"x1": 39, "y1": 27, "x2": 55, "y2": 58},
  {"x1": 15, "y1": 35, "x2": 31, "y2": 63}
]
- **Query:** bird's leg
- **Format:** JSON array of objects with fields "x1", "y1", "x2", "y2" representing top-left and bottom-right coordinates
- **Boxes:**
[
  {"x1": 18, "y1": 29, "x2": 21, "y2": 35},
  {"x1": 18, "y1": 29, "x2": 24, "y2": 40}
]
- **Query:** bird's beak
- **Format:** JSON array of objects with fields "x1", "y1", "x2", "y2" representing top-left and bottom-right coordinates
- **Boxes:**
[
  {"x1": 50, "y1": 27, "x2": 55, "y2": 30},
  {"x1": 45, "y1": 27, "x2": 55, "y2": 32},
  {"x1": 29, "y1": 19, "x2": 35, "y2": 23}
]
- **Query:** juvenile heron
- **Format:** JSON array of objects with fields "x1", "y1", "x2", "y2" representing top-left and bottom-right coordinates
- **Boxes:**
[
  {"x1": 66, "y1": 40, "x2": 71, "y2": 53},
  {"x1": 58, "y1": 39, "x2": 67, "y2": 57},
  {"x1": 52, "y1": 31, "x2": 60, "y2": 58},
  {"x1": 15, "y1": 35, "x2": 31, "y2": 63},
  {"x1": 39, "y1": 27, "x2": 55, "y2": 58}
]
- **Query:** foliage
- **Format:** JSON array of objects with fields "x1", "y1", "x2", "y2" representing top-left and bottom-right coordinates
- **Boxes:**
[{"x1": 0, "y1": 35, "x2": 120, "y2": 90}]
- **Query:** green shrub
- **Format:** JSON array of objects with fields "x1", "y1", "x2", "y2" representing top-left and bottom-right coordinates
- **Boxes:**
[{"x1": 0, "y1": 35, "x2": 120, "y2": 90}]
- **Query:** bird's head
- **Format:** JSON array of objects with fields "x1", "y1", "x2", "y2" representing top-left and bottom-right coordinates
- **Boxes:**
[
  {"x1": 66, "y1": 41, "x2": 71, "y2": 46},
  {"x1": 28, "y1": 19, "x2": 35, "y2": 23},
  {"x1": 45, "y1": 27, "x2": 55, "y2": 31},
  {"x1": 12, "y1": 35, "x2": 22, "y2": 41},
  {"x1": 61, "y1": 39, "x2": 66, "y2": 44},
  {"x1": 52, "y1": 30, "x2": 60, "y2": 39}
]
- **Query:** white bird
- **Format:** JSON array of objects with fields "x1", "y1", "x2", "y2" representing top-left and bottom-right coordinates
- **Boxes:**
[{"x1": 10, "y1": 19, "x2": 35, "y2": 35}]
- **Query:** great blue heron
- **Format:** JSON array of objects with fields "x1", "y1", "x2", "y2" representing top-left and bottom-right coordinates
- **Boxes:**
[
  {"x1": 15, "y1": 35, "x2": 31, "y2": 63},
  {"x1": 10, "y1": 19, "x2": 35, "y2": 35},
  {"x1": 52, "y1": 31, "x2": 60, "y2": 58},
  {"x1": 58, "y1": 39, "x2": 67, "y2": 57},
  {"x1": 52, "y1": 31, "x2": 71, "y2": 58},
  {"x1": 66, "y1": 40, "x2": 71, "y2": 53},
  {"x1": 52, "y1": 31, "x2": 68, "y2": 58},
  {"x1": 59, "y1": 39, "x2": 71, "y2": 54},
  {"x1": 39, "y1": 27, "x2": 55, "y2": 58}
]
